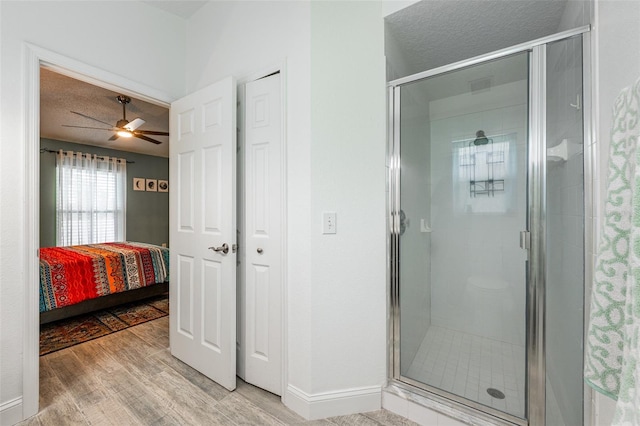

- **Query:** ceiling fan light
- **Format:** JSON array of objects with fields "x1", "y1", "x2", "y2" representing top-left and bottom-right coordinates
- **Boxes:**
[{"x1": 117, "y1": 130, "x2": 133, "y2": 138}]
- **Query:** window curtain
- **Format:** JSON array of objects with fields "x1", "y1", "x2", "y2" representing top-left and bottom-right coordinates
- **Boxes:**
[{"x1": 56, "y1": 150, "x2": 126, "y2": 246}]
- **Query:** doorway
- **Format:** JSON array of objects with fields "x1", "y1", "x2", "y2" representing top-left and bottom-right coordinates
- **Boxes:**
[
  {"x1": 25, "y1": 47, "x2": 286, "y2": 417},
  {"x1": 23, "y1": 45, "x2": 175, "y2": 417}
]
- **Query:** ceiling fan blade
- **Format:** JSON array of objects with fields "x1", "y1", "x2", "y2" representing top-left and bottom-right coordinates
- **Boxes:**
[
  {"x1": 108, "y1": 134, "x2": 119, "y2": 141},
  {"x1": 133, "y1": 130, "x2": 170, "y2": 136},
  {"x1": 70, "y1": 111, "x2": 114, "y2": 127},
  {"x1": 62, "y1": 124, "x2": 114, "y2": 131},
  {"x1": 124, "y1": 118, "x2": 145, "y2": 131},
  {"x1": 135, "y1": 134, "x2": 162, "y2": 145}
]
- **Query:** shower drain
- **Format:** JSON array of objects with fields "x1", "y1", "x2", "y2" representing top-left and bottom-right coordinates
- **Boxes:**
[{"x1": 486, "y1": 388, "x2": 506, "y2": 399}]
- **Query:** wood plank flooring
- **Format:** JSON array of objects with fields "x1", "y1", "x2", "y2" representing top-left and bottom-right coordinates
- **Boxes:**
[{"x1": 23, "y1": 316, "x2": 417, "y2": 426}]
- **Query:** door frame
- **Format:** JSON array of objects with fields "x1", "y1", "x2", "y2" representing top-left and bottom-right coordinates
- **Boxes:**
[
  {"x1": 236, "y1": 62, "x2": 289, "y2": 402},
  {"x1": 23, "y1": 43, "x2": 173, "y2": 419},
  {"x1": 386, "y1": 25, "x2": 592, "y2": 426},
  {"x1": 22, "y1": 45, "x2": 290, "y2": 419}
]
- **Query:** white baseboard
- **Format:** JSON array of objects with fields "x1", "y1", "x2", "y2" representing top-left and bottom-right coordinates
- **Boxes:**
[
  {"x1": 0, "y1": 397, "x2": 23, "y2": 426},
  {"x1": 285, "y1": 384, "x2": 381, "y2": 420}
]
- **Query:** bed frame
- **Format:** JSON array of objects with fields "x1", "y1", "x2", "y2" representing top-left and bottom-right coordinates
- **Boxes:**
[{"x1": 40, "y1": 281, "x2": 169, "y2": 324}]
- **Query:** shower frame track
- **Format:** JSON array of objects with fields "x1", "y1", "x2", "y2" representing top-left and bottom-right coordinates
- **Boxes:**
[{"x1": 387, "y1": 25, "x2": 592, "y2": 426}]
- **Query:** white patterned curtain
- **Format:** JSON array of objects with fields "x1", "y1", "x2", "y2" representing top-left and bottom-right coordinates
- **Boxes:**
[{"x1": 56, "y1": 150, "x2": 126, "y2": 246}]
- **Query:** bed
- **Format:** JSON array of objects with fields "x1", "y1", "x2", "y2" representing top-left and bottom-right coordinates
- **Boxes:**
[{"x1": 39, "y1": 241, "x2": 169, "y2": 324}]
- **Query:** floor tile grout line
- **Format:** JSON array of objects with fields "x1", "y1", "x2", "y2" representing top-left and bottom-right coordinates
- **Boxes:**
[{"x1": 405, "y1": 325, "x2": 525, "y2": 418}]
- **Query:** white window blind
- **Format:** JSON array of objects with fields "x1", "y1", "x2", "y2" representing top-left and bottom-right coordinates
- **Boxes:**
[{"x1": 56, "y1": 150, "x2": 126, "y2": 246}]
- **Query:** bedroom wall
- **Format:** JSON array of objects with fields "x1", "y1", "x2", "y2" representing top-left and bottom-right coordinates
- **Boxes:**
[
  {"x1": 0, "y1": 1, "x2": 185, "y2": 423},
  {"x1": 39, "y1": 138, "x2": 169, "y2": 248}
]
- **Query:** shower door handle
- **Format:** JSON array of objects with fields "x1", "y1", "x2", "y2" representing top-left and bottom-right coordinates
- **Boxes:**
[{"x1": 520, "y1": 231, "x2": 530, "y2": 250}]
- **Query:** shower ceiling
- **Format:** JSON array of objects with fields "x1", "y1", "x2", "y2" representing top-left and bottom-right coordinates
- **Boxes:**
[
  {"x1": 400, "y1": 52, "x2": 528, "y2": 106},
  {"x1": 386, "y1": 0, "x2": 572, "y2": 77}
]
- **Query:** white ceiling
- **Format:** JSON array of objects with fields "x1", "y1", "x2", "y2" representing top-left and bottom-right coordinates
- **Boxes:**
[
  {"x1": 142, "y1": 0, "x2": 208, "y2": 19},
  {"x1": 40, "y1": 0, "x2": 210, "y2": 157},
  {"x1": 386, "y1": 0, "x2": 570, "y2": 77},
  {"x1": 40, "y1": 0, "x2": 577, "y2": 159},
  {"x1": 40, "y1": 68, "x2": 170, "y2": 157}
]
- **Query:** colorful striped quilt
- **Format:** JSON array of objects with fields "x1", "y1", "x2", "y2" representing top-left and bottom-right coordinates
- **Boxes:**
[{"x1": 39, "y1": 242, "x2": 169, "y2": 313}]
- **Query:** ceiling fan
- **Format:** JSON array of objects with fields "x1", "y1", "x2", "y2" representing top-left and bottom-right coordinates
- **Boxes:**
[{"x1": 62, "y1": 95, "x2": 169, "y2": 145}]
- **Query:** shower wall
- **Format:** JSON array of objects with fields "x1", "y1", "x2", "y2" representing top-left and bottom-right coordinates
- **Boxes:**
[
  {"x1": 545, "y1": 36, "x2": 584, "y2": 426},
  {"x1": 399, "y1": 94, "x2": 432, "y2": 373},
  {"x1": 429, "y1": 80, "x2": 528, "y2": 346}
]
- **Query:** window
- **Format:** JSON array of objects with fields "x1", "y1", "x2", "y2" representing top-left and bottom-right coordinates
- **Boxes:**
[
  {"x1": 453, "y1": 133, "x2": 517, "y2": 214},
  {"x1": 56, "y1": 150, "x2": 126, "y2": 246}
]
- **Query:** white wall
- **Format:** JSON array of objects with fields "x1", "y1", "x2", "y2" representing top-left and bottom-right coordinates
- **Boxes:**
[
  {"x1": 185, "y1": 0, "x2": 314, "y2": 397},
  {"x1": 308, "y1": 0, "x2": 387, "y2": 406},
  {"x1": 385, "y1": 27, "x2": 413, "y2": 81},
  {"x1": 592, "y1": 1, "x2": 640, "y2": 424},
  {"x1": 185, "y1": 1, "x2": 387, "y2": 419},
  {"x1": 2, "y1": 1, "x2": 388, "y2": 422},
  {"x1": 0, "y1": 1, "x2": 186, "y2": 423}
]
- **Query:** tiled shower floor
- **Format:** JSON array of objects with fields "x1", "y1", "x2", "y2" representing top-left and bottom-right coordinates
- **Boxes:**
[{"x1": 404, "y1": 325, "x2": 526, "y2": 418}]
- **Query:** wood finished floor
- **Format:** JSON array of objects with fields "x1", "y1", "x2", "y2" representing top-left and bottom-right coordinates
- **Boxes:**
[{"x1": 23, "y1": 316, "x2": 417, "y2": 426}]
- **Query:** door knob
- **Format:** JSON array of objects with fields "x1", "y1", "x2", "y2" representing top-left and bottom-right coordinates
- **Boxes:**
[
  {"x1": 257, "y1": 248, "x2": 263, "y2": 254},
  {"x1": 209, "y1": 243, "x2": 229, "y2": 254}
]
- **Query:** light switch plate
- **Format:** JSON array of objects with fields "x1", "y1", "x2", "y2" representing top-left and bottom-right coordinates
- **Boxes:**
[{"x1": 323, "y1": 212, "x2": 337, "y2": 234}]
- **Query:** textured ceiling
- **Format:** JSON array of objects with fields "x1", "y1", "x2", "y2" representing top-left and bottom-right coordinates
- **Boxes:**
[
  {"x1": 386, "y1": 0, "x2": 569, "y2": 77},
  {"x1": 40, "y1": 68, "x2": 169, "y2": 158}
]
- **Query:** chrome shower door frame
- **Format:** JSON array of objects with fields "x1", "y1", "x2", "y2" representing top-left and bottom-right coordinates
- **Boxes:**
[{"x1": 387, "y1": 26, "x2": 591, "y2": 426}]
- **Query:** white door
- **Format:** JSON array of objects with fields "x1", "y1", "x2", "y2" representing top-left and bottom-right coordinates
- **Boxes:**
[
  {"x1": 169, "y1": 76, "x2": 237, "y2": 391},
  {"x1": 243, "y1": 73, "x2": 282, "y2": 395}
]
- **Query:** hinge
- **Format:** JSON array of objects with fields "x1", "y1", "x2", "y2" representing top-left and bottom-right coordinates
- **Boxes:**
[{"x1": 520, "y1": 231, "x2": 531, "y2": 250}]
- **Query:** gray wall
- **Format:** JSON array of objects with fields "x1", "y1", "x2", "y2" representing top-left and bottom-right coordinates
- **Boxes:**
[{"x1": 40, "y1": 138, "x2": 169, "y2": 247}]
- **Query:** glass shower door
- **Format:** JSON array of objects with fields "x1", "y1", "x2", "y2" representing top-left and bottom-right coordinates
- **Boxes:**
[
  {"x1": 395, "y1": 52, "x2": 529, "y2": 420},
  {"x1": 545, "y1": 35, "x2": 585, "y2": 426}
]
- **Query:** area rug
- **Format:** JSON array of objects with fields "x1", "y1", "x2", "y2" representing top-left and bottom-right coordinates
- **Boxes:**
[{"x1": 39, "y1": 294, "x2": 169, "y2": 356}]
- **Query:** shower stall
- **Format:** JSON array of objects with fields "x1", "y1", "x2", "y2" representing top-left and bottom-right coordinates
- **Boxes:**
[{"x1": 388, "y1": 28, "x2": 590, "y2": 426}]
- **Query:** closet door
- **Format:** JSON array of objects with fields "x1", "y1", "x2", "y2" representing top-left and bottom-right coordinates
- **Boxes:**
[
  {"x1": 169, "y1": 76, "x2": 237, "y2": 391},
  {"x1": 243, "y1": 73, "x2": 282, "y2": 395}
]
